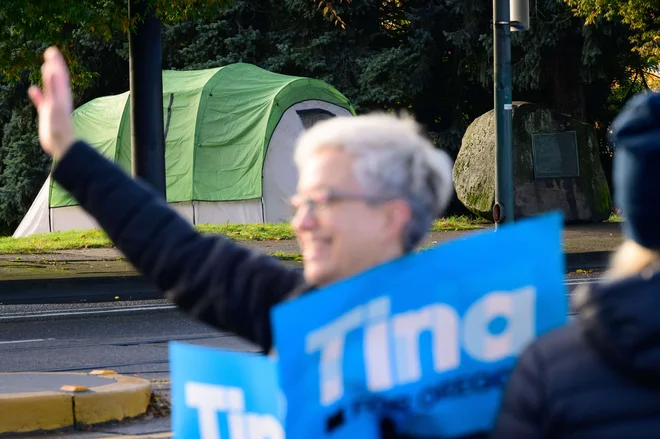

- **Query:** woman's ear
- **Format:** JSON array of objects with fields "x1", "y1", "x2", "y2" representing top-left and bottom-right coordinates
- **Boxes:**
[{"x1": 381, "y1": 199, "x2": 413, "y2": 241}]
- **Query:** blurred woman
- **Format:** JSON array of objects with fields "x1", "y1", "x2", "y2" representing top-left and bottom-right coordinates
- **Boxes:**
[{"x1": 491, "y1": 91, "x2": 660, "y2": 439}]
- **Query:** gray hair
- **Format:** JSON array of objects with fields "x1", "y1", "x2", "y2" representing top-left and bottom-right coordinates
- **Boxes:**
[
  {"x1": 294, "y1": 112, "x2": 454, "y2": 252},
  {"x1": 606, "y1": 240, "x2": 660, "y2": 281}
]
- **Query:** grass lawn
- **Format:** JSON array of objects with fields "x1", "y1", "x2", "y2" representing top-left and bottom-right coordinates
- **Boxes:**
[
  {"x1": 606, "y1": 212, "x2": 623, "y2": 223},
  {"x1": 431, "y1": 215, "x2": 488, "y2": 231},
  {"x1": 0, "y1": 215, "x2": 486, "y2": 254}
]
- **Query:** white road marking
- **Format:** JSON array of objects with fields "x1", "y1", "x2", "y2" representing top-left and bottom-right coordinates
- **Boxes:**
[
  {"x1": 0, "y1": 338, "x2": 54, "y2": 345},
  {"x1": 0, "y1": 305, "x2": 176, "y2": 321},
  {"x1": 565, "y1": 277, "x2": 602, "y2": 285}
]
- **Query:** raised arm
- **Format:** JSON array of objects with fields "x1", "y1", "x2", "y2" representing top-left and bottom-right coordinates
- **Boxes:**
[
  {"x1": 29, "y1": 47, "x2": 304, "y2": 352},
  {"x1": 53, "y1": 141, "x2": 304, "y2": 351}
]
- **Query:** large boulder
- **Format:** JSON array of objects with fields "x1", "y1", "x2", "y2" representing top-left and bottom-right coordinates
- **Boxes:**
[{"x1": 453, "y1": 102, "x2": 612, "y2": 222}]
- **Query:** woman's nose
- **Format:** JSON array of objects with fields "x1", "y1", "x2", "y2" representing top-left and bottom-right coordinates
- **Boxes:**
[{"x1": 292, "y1": 203, "x2": 317, "y2": 231}]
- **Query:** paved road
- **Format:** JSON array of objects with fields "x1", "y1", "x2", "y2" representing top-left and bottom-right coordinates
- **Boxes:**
[
  {"x1": 0, "y1": 301, "x2": 260, "y2": 378},
  {"x1": 0, "y1": 277, "x2": 599, "y2": 376}
]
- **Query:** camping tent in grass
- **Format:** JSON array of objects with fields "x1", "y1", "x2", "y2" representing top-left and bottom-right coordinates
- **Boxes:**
[{"x1": 14, "y1": 64, "x2": 355, "y2": 237}]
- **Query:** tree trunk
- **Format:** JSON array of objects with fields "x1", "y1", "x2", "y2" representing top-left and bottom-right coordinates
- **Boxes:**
[{"x1": 549, "y1": 37, "x2": 587, "y2": 121}]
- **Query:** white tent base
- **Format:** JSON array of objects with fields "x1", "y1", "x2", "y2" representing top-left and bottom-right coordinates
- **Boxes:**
[
  {"x1": 12, "y1": 176, "x2": 52, "y2": 237},
  {"x1": 13, "y1": 197, "x2": 266, "y2": 238}
]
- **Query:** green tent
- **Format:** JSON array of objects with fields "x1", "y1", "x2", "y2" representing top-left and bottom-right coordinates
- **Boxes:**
[{"x1": 15, "y1": 64, "x2": 355, "y2": 237}]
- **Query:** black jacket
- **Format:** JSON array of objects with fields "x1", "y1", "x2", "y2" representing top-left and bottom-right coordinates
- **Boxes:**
[
  {"x1": 491, "y1": 271, "x2": 660, "y2": 439},
  {"x1": 53, "y1": 141, "x2": 306, "y2": 353}
]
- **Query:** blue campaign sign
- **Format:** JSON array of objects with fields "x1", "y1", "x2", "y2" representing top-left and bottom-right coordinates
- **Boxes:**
[
  {"x1": 169, "y1": 342, "x2": 285, "y2": 439},
  {"x1": 271, "y1": 212, "x2": 568, "y2": 439}
]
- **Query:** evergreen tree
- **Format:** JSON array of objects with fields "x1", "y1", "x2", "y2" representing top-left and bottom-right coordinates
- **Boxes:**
[{"x1": 0, "y1": 102, "x2": 50, "y2": 235}]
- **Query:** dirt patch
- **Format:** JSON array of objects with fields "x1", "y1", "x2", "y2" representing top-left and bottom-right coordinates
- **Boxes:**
[
  {"x1": 239, "y1": 223, "x2": 623, "y2": 255},
  {"x1": 0, "y1": 248, "x2": 125, "y2": 262},
  {"x1": 562, "y1": 223, "x2": 623, "y2": 253},
  {"x1": 0, "y1": 259, "x2": 139, "y2": 281},
  {"x1": 420, "y1": 223, "x2": 623, "y2": 253},
  {"x1": 145, "y1": 387, "x2": 172, "y2": 418}
]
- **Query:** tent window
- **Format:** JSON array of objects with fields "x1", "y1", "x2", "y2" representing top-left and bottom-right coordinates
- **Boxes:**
[{"x1": 297, "y1": 109, "x2": 336, "y2": 130}]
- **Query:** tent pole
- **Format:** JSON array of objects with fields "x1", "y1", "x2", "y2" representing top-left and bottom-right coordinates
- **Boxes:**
[{"x1": 128, "y1": 0, "x2": 166, "y2": 197}]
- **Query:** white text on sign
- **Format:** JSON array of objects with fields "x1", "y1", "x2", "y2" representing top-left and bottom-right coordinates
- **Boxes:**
[
  {"x1": 305, "y1": 286, "x2": 536, "y2": 406},
  {"x1": 185, "y1": 382, "x2": 285, "y2": 439}
]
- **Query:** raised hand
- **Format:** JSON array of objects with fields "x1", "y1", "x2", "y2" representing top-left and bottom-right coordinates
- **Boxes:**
[{"x1": 28, "y1": 47, "x2": 75, "y2": 160}]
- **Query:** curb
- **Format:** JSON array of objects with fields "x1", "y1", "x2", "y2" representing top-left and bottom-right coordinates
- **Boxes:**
[
  {"x1": 564, "y1": 251, "x2": 612, "y2": 270},
  {"x1": 0, "y1": 275, "x2": 160, "y2": 305},
  {"x1": 0, "y1": 371, "x2": 151, "y2": 434}
]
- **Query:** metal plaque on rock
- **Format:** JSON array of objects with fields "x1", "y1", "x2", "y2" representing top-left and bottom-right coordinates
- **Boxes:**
[{"x1": 532, "y1": 131, "x2": 580, "y2": 179}]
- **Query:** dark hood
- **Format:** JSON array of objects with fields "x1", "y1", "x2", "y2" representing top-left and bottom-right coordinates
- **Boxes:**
[{"x1": 573, "y1": 271, "x2": 660, "y2": 383}]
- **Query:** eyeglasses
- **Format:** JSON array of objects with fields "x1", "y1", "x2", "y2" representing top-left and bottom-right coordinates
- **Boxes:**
[{"x1": 289, "y1": 189, "x2": 394, "y2": 216}]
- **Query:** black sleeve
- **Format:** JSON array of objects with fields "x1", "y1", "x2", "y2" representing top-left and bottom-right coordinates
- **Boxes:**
[
  {"x1": 490, "y1": 343, "x2": 548, "y2": 439},
  {"x1": 52, "y1": 141, "x2": 305, "y2": 352}
]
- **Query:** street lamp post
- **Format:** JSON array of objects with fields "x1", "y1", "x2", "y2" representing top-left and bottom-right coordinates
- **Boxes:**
[
  {"x1": 128, "y1": 0, "x2": 166, "y2": 198},
  {"x1": 493, "y1": 0, "x2": 529, "y2": 227}
]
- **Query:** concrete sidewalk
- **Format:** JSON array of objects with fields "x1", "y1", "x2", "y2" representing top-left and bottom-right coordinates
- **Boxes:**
[{"x1": 0, "y1": 371, "x2": 152, "y2": 435}]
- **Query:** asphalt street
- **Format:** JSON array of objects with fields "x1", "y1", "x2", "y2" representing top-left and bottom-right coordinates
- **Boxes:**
[
  {"x1": 0, "y1": 277, "x2": 599, "y2": 377},
  {"x1": 0, "y1": 300, "x2": 261, "y2": 378}
]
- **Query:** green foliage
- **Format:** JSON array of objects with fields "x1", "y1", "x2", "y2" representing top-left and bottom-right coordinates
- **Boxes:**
[
  {"x1": 161, "y1": 0, "x2": 642, "y2": 144},
  {"x1": 0, "y1": 0, "x2": 230, "y2": 90},
  {"x1": 161, "y1": 0, "x2": 491, "y2": 153},
  {"x1": 0, "y1": 228, "x2": 111, "y2": 253},
  {"x1": 0, "y1": 102, "x2": 51, "y2": 235},
  {"x1": 565, "y1": 0, "x2": 660, "y2": 64},
  {"x1": 196, "y1": 223, "x2": 296, "y2": 240},
  {"x1": 607, "y1": 212, "x2": 623, "y2": 223}
]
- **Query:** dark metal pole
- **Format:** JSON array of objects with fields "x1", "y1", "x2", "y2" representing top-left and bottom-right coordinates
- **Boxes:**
[
  {"x1": 128, "y1": 0, "x2": 166, "y2": 197},
  {"x1": 493, "y1": 0, "x2": 514, "y2": 226}
]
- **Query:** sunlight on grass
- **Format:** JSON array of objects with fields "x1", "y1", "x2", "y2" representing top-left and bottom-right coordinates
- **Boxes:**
[
  {"x1": 431, "y1": 215, "x2": 488, "y2": 231},
  {"x1": 196, "y1": 223, "x2": 295, "y2": 240},
  {"x1": 606, "y1": 213, "x2": 623, "y2": 223},
  {"x1": 0, "y1": 229, "x2": 112, "y2": 254},
  {"x1": 0, "y1": 216, "x2": 487, "y2": 254},
  {"x1": 270, "y1": 251, "x2": 303, "y2": 261}
]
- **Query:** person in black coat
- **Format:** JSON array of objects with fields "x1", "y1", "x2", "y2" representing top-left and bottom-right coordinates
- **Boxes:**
[
  {"x1": 29, "y1": 47, "x2": 465, "y2": 437},
  {"x1": 491, "y1": 91, "x2": 660, "y2": 439}
]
